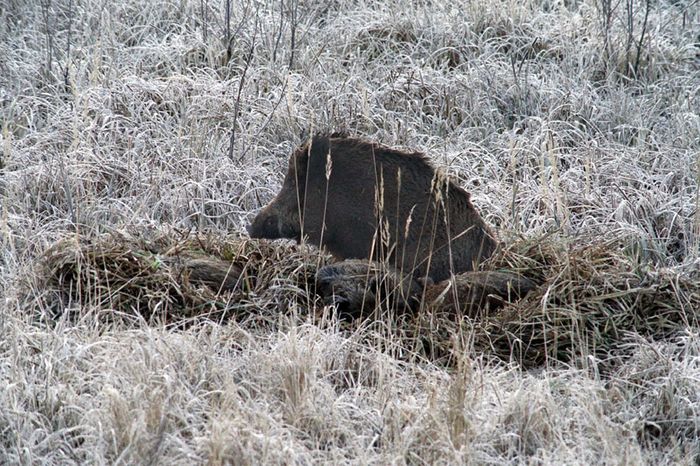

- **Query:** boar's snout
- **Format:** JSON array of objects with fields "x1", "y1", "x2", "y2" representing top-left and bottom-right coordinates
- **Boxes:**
[
  {"x1": 247, "y1": 206, "x2": 301, "y2": 241},
  {"x1": 247, "y1": 210, "x2": 278, "y2": 239}
]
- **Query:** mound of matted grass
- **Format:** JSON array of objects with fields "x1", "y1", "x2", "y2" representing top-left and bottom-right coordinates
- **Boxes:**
[
  {"x1": 471, "y1": 235, "x2": 700, "y2": 367},
  {"x1": 38, "y1": 230, "x2": 699, "y2": 368},
  {"x1": 40, "y1": 230, "x2": 331, "y2": 325},
  {"x1": 386, "y1": 235, "x2": 699, "y2": 368}
]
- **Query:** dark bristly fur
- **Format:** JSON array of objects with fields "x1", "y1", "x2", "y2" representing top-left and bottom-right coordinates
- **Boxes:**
[
  {"x1": 247, "y1": 134, "x2": 533, "y2": 315},
  {"x1": 315, "y1": 259, "x2": 422, "y2": 319},
  {"x1": 247, "y1": 134, "x2": 497, "y2": 282}
]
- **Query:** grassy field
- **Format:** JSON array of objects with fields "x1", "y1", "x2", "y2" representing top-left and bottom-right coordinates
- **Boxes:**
[{"x1": 2, "y1": 0, "x2": 700, "y2": 464}]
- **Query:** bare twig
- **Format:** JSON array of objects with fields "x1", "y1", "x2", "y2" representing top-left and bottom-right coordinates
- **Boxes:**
[
  {"x1": 238, "y1": 77, "x2": 289, "y2": 162},
  {"x1": 272, "y1": 0, "x2": 285, "y2": 63},
  {"x1": 40, "y1": 0, "x2": 54, "y2": 76},
  {"x1": 200, "y1": 0, "x2": 208, "y2": 43},
  {"x1": 624, "y1": 0, "x2": 635, "y2": 77},
  {"x1": 63, "y1": 0, "x2": 73, "y2": 91},
  {"x1": 228, "y1": 10, "x2": 259, "y2": 161},
  {"x1": 224, "y1": 1, "x2": 251, "y2": 64},
  {"x1": 224, "y1": 0, "x2": 230, "y2": 46},
  {"x1": 289, "y1": 0, "x2": 298, "y2": 69},
  {"x1": 633, "y1": 0, "x2": 651, "y2": 79}
]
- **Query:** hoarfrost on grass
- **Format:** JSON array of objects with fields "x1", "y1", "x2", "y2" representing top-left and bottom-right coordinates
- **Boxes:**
[{"x1": 1, "y1": 0, "x2": 699, "y2": 464}]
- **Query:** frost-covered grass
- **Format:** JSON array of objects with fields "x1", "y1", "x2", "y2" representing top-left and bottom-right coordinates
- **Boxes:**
[{"x1": 1, "y1": 0, "x2": 699, "y2": 463}]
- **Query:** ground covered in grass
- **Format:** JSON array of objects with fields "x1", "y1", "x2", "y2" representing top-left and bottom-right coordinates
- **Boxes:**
[{"x1": 2, "y1": 0, "x2": 699, "y2": 464}]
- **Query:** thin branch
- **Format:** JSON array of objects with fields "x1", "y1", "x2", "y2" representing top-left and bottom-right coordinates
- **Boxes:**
[
  {"x1": 41, "y1": 0, "x2": 54, "y2": 76},
  {"x1": 272, "y1": 0, "x2": 285, "y2": 63},
  {"x1": 633, "y1": 0, "x2": 651, "y2": 79},
  {"x1": 238, "y1": 77, "x2": 289, "y2": 162},
  {"x1": 225, "y1": 1, "x2": 251, "y2": 64},
  {"x1": 224, "y1": 0, "x2": 230, "y2": 47},
  {"x1": 64, "y1": 0, "x2": 73, "y2": 91},
  {"x1": 200, "y1": 0, "x2": 208, "y2": 43},
  {"x1": 228, "y1": 10, "x2": 259, "y2": 161},
  {"x1": 289, "y1": 0, "x2": 298, "y2": 69}
]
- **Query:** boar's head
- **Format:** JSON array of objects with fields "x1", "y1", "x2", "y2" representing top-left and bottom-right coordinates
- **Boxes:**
[
  {"x1": 247, "y1": 133, "x2": 497, "y2": 281},
  {"x1": 247, "y1": 136, "x2": 330, "y2": 243}
]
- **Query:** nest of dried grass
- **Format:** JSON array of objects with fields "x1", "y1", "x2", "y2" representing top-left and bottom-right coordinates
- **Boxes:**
[
  {"x1": 470, "y1": 234, "x2": 700, "y2": 367},
  {"x1": 40, "y1": 230, "x2": 331, "y2": 326},
  {"x1": 38, "y1": 230, "x2": 699, "y2": 368},
  {"x1": 388, "y1": 235, "x2": 698, "y2": 368}
]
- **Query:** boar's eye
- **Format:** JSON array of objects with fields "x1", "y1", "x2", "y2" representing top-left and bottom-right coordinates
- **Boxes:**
[{"x1": 280, "y1": 222, "x2": 299, "y2": 239}]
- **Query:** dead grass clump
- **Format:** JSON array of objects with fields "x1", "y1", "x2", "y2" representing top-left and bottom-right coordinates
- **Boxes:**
[
  {"x1": 40, "y1": 230, "x2": 331, "y2": 325},
  {"x1": 351, "y1": 20, "x2": 418, "y2": 61},
  {"x1": 474, "y1": 235, "x2": 700, "y2": 367},
  {"x1": 389, "y1": 234, "x2": 699, "y2": 368},
  {"x1": 38, "y1": 229, "x2": 698, "y2": 370}
]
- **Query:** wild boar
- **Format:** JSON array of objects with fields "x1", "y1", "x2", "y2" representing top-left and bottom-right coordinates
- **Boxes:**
[{"x1": 247, "y1": 134, "x2": 497, "y2": 283}]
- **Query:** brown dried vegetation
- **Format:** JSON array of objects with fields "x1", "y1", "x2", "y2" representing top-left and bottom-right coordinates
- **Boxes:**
[{"x1": 39, "y1": 230, "x2": 699, "y2": 368}]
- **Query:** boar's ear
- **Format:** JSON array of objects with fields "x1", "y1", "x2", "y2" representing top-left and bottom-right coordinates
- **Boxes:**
[
  {"x1": 293, "y1": 134, "x2": 331, "y2": 165},
  {"x1": 305, "y1": 134, "x2": 332, "y2": 178}
]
